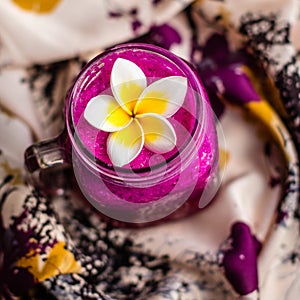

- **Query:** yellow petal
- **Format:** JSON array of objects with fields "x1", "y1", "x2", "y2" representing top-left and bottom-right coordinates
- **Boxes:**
[
  {"x1": 111, "y1": 58, "x2": 147, "y2": 114},
  {"x1": 84, "y1": 95, "x2": 132, "y2": 132},
  {"x1": 16, "y1": 241, "x2": 81, "y2": 282},
  {"x1": 137, "y1": 113, "x2": 176, "y2": 153},
  {"x1": 12, "y1": 0, "x2": 61, "y2": 13},
  {"x1": 134, "y1": 76, "x2": 187, "y2": 117},
  {"x1": 107, "y1": 119, "x2": 144, "y2": 167},
  {"x1": 38, "y1": 241, "x2": 81, "y2": 282}
]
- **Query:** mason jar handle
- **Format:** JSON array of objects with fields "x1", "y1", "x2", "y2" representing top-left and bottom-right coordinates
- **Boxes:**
[{"x1": 24, "y1": 130, "x2": 72, "y2": 194}]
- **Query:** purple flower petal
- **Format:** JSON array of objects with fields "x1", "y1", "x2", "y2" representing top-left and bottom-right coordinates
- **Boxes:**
[{"x1": 222, "y1": 222, "x2": 261, "y2": 295}]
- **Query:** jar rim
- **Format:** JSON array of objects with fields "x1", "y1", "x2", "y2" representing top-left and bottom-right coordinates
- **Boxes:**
[{"x1": 66, "y1": 43, "x2": 208, "y2": 183}]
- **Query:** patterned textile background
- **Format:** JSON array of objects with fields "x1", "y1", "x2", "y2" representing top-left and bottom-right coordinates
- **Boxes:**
[{"x1": 0, "y1": 0, "x2": 300, "y2": 299}]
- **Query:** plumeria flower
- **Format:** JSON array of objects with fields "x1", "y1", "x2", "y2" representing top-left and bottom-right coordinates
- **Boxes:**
[{"x1": 84, "y1": 58, "x2": 187, "y2": 167}]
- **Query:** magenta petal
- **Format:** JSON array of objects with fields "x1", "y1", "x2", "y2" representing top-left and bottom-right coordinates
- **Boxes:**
[{"x1": 222, "y1": 222, "x2": 261, "y2": 295}]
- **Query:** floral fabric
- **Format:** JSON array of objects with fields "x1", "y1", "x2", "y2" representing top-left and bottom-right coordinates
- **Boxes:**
[{"x1": 0, "y1": 0, "x2": 300, "y2": 299}]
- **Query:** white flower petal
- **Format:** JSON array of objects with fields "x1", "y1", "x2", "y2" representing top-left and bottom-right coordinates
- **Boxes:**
[
  {"x1": 84, "y1": 95, "x2": 132, "y2": 132},
  {"x1": 107, "y1": 119, "x2": 144, "y2": 167},
  {"x1": 134, "y1": 76, "x2": 187, "y2": 117},
  {"x1": 137, "y1": 113, "x2": 176, "y2": 153},
  {"x1": 111, "y1": 58, "x2": 147, "y2": 114}
]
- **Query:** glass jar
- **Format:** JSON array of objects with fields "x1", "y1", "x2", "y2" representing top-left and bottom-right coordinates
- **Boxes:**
[{"x1": 25, "y1": 43, "x2": 219, "y2": 225}]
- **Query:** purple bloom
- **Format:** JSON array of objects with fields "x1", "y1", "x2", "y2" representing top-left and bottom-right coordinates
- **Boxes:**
[
  {"x1": 192, "y1": 34, "x2": 263, "y2": 117},
  {"x1": 149, "y1": 24, "x2": 182, "y2": 50},
  {"x1": 222, "y1": 222, "x2": 261, "y2": 295},
  {"x1": 133, "y1": 24, "x2": 181, "y2": 51}
]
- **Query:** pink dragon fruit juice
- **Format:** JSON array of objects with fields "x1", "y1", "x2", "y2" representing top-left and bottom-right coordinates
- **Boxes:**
[{"x1": 66, "y1": 43, "x2": 219, "y2": 224}]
